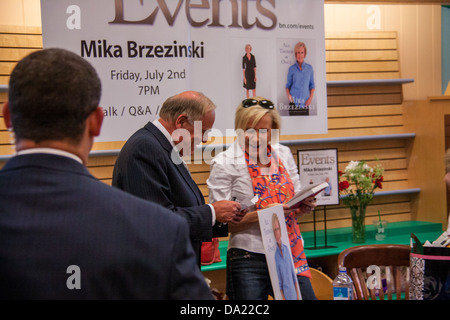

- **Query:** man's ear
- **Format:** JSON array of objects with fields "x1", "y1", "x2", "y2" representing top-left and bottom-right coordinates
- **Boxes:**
[
  {"x1": 2, "y1": 102, "x2": 12, "y2": 130},
  {"x1": 174, "y1": 113, "x2": 189, "y2": 129},
  {"x1": 87, "y1": 107, "x2": 104, "y2": 137}
]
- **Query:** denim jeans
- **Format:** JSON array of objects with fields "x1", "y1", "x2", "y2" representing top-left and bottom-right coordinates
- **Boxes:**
[{"x1": 226, "y1": 248, "x2": 317, "y2": 300}]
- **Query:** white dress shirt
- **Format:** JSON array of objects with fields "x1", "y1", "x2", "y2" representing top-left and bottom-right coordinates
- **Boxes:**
[
  {"x1": 207, "y1": 140, "x2": 302, "y2": 254},
  {"x1": 16, "y1": 148, "x2": 83, "y2": 164}
]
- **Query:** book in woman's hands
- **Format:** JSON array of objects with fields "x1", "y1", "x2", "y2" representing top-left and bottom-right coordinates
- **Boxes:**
[{"x1": 286, "y1": 182, "x2": 329, "y2": 210}]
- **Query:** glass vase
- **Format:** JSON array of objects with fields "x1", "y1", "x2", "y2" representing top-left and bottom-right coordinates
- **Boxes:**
[{"x1": 350, "y1": 204, "x2": 367, "y2": 243}]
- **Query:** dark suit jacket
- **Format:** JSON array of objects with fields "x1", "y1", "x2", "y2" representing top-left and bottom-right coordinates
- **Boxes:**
[
  {"x1": 0, "y1": 153, "x2": 212, "y2": 300},
  {"x1": 112, "y1": 122, "x2": 227, "y2": 263}
]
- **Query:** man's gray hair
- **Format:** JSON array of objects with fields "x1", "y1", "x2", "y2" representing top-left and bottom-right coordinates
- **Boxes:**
[{"x1": 159, "y1": 91, "x2": 216, "y2": 123}]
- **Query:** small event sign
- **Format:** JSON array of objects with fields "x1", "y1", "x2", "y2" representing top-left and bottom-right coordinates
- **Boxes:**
[
  {"x1": 40, "y1": 0, "x2": 327, "y2": 142},
  {"x1": 297, "y1": 148, "x2": 339, "y2": 206}
]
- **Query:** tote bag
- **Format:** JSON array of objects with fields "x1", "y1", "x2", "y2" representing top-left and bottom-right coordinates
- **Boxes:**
[{"x1": 410, "y1": 234, "x2": 450, "y2": 300}]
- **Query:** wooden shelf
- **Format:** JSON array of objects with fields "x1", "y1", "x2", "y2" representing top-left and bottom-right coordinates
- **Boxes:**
[
  {"x1": 280, "y1": 133, "x2": 415, "y2": 146},
  {"x1": 327, "y1": 78, "x2": 414, "y2": 87},
  {"x1": 428, "y1": 95, "x2": 450, "y2": 101},
  {"x1": 0, "y1": 133, "x2": 417, "y2": 161}
]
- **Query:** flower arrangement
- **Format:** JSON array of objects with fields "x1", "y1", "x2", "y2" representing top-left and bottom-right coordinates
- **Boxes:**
[
  {"x1": 338, "y1": 160, "x2": 384, "y2": 243},
  {"x1": 338, "y1": 160, "x2": 384, "y2": 207}
]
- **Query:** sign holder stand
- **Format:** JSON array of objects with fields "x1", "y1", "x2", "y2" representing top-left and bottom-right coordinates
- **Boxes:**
[{"x1": 307, "y1": 206, "x2": 336, "y2": 250}]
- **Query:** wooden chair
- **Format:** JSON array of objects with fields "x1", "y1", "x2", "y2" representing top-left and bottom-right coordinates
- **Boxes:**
[
  {"x1": 337, "y1": 244, "x2": 410, "y2": 300},
  {"x1": 309, "y1": 267, "x2": 333, "y2": 300}
]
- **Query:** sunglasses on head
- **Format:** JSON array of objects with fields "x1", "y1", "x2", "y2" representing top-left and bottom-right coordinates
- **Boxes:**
[{"x1": 242, "y1": 99, "x2": 275, "y2": 109}]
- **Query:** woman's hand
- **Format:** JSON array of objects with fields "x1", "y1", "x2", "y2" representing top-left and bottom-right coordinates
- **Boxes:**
[
  {"x1": 305, "y1": 96, "x2": 313, "y2": 107},
  {"x1": 281, "y1": 196, "x2": 317, "y2": 218},
  {"x1": 297, "y1": 196, "x2": 317, "y2": 217}
]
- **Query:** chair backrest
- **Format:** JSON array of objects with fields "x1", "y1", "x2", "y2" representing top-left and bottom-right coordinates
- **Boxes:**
[
  {"x1": 337, "y1": 244, "x2": 410, "y2": 300},
  {"x1": 309, "y1": 267, "x2": 333, "y2": 300}
]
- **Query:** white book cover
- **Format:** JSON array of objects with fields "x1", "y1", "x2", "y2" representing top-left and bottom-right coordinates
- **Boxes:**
[
  {"x1": 258, "y1": 205, "x2": 301, "y2": 300},
  {"x1": 286, "y1": 182, "x2": 329, "y2": 210}
]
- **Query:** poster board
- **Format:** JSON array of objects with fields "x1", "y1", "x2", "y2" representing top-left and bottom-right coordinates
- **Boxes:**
[
  {"x1": 40, "y1": 0, "x2": 327, "y2": 143},
  {"x1": 258, "y1": 205, "x2": 301, "y2": 300},
  {"x1": 297, "y1": 148, "x2": 339, "y2": 206}
]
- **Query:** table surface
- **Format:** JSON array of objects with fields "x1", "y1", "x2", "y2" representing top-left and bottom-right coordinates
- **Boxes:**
[{"x1": 201, "y1": 220, "x2": 443, "y2": 272}]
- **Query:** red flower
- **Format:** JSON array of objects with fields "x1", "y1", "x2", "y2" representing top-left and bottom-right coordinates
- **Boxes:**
[
  {"x1": 339, "y1": 181, "x2": 349, "y2": 191},
  {"x1": 374, "y1": 176, "x2": 383, "y2": 189}
]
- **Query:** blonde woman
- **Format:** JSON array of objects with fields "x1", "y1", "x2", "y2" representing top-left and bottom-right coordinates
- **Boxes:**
[
  {"x1": 272, "y1": 213, "x2": 301, "y2": 300},
  {"x1": 242, "y1": 44, "x2": 256, "y2": 98},
  {"x1": 285, "y1": 42, "x2": 315, "y2": 109},
  {"x1": 207, "y1": 97, "x2": 317, "y2": 300}
]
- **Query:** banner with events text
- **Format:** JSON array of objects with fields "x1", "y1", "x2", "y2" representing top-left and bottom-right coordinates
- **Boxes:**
[{"x1": 40, "y1": 0, "x2": 327, "y2": 142}]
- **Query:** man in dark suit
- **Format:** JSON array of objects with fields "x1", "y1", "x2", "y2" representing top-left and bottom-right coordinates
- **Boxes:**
[
  {"x1": 0, "y1": 48, "x2": 212, "y2": 299},
  {"x1": 112, "y1": 91, "x2": 242, "y2": 265}
]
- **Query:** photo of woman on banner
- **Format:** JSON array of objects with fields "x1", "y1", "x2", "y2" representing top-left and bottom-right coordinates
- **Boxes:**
[
  {"x1": 272, "y1": 213, "x2": 301, "y2": 300},
  {"x1": 243, "y1": 43, "x2": 256, "y2": 98},
  {"x1": 285, "y1": 41, "x2": 315, "y2": 116}
]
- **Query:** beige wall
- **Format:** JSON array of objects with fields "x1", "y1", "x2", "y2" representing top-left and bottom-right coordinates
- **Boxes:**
[
  {"x1": 0, "y1": 0, "x2": 41, "y2": 27},
  {"x1": 325, "y1": 4, "x2": 442, "y2": 100},
  {"x1": 404, "y1": 98, "x2": 450, "y2": 226}
]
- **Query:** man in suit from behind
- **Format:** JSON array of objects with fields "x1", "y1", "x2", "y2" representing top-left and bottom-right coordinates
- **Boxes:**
[
  {"x1": 0, "y1": 48, "x2": 213, "y2": 299},
  {"x1": 112, "y1": 91, "x2": 242, "y2": 266}
]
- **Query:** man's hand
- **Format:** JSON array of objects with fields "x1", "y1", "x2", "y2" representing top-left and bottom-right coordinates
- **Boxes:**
[{"x1": 212, "y1": 200, "x2": 242, "y2": 224}]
